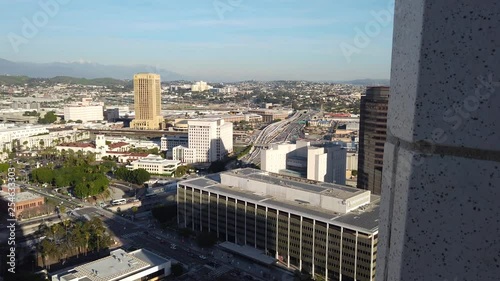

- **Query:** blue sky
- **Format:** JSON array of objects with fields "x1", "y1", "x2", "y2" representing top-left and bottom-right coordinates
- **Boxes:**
[{"x1": 0, "y1": 0, "x2": 395, "y2": 81}]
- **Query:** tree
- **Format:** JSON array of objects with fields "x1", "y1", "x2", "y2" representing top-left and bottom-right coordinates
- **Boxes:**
[
  {"x1": 171, "y1": 263, "x2": 184, "y2": 276},
  {"x1": 0, "y1": 163, "x2": 9, "y2": 173},
  {"x1": 38, "y1": 111, "x2": 57, "y2": 124},
  {"x1": 132, "y1": 169, "x2": 150, "y2": 184},
  {"x1": 351, "y1": 170, "x2": 358, "y2": 177},
  {"x1": 76, "y1": 120, "x2": 83, "y2": 123},
  {"x1": 23, "y1": 110, "x2": 39, "y2": 117},
  {"x1": 100, "y1": 161, "x2": 116, "y2": 173},
  {"x1": 31, "y1": 167, "x2": 54, "y2": 184},
  {"x1": 114, "y1": 167, "x2": 150, "y2": 185},
  {"x1": 114, "y1": 167, "x2": 130, "y2": 180},
  {"x1": 175, "y1": 166, "x2": 189, "y2": 177}
]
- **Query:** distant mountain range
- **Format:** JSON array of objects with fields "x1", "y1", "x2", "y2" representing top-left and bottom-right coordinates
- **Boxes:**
[
  {"x1": 0, "y1": 58, "x2": 187, "y2": 81},
  {"x1": 0, "y1": 58, "x2": 389, "y2": 85}
]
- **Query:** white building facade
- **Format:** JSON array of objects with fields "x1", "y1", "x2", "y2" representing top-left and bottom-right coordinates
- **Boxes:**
[
  {"x1": 127, "y1": 154, "x2": 180, "y2": 176},
  {"x1": 161, "y1": 134, "x2": 189, "y2": 158},
  {"x1": 191, "y1": 81, "x2": 210, "y2": 92},
  {"x1": 261, "y1": 143, "x2": 298, "y2": 174},
  {"x1": 172, "y1": 145, "x2": 197, "y2": 164},
  {"x1": 187, "y1": 119, "x2": 233, "y2": 163},
  {"x1": 262, "y1": 141, "x2": 347, "y2": 185},
  {"x1": 64, "y1": 105, "x2": 104, "y2": 122}
]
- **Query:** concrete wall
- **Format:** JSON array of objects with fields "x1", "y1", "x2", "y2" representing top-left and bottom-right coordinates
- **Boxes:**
[{"x1": 376, "y1": 0, "x2": 500, "y2": 280}]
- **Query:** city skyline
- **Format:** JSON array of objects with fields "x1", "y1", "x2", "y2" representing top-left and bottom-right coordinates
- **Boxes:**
[{"x1": 0, "y1": 0, "x2": 394, "y2": 81}]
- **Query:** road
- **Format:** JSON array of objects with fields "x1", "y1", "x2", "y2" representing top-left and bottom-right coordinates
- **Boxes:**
[{"x1": 242, "y1": 110, "x2": 316, "y2": 165}]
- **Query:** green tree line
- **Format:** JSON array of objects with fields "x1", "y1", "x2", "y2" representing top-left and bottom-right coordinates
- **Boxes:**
[
  {"x1": 114, "y1": 167, "x2": 150, "y2": 185},
  {"x1": 30, "y1": 161, "x2": 113, "y2": 198}
]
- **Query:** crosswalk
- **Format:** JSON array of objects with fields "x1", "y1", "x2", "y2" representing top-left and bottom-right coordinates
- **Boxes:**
[{"x1": 208, "y1": 265, "x2": 233, "y2": 279}]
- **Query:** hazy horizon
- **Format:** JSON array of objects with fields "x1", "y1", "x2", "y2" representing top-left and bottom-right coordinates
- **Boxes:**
[{"x1": 0, "y1": 0, "x2": 395, "y2": 81}]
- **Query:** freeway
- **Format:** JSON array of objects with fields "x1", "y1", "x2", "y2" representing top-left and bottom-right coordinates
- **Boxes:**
[{"x1": 242, "y1": 110, "x2": 316, "y2": 165}]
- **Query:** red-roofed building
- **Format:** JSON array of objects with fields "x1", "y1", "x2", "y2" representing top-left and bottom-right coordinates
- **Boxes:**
[{"x1": 108, "y1": 142, "x2": 130, "y2": 152}]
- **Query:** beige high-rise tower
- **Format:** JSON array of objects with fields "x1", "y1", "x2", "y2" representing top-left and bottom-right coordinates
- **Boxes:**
[{"x1": 130, "y1": 73, "x2": 164, "y2": 130}]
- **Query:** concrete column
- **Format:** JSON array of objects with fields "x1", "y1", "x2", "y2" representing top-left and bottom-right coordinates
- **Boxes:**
[
  {"x1": 377, "y1": 0, "x2": 500, "y2": 280},
  {"x1": 299, "y1": 216, "x2": 303, "y2": 271}
]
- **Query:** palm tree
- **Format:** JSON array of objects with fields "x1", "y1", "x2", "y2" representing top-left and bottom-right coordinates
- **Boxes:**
[
  {"x1": 62, "y1": 219, "x2": 71, "y2": 234},
  {"x1": 69, "y1": 222, "x2": 85, "y2": 258},
  {"x1": 84, "y1": 232, "x2": 90, "y2": 256}
]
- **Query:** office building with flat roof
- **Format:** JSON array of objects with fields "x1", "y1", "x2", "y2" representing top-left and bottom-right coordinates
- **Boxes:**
[
  {"x1": 357, "y1": 86, "x2": 389, "y2": 195},
  {"x1": 161, "y1": 134, "x2": 189, "y2": 158},
  {"x1": 177, "y1": 168, "x2": 379, "y2": 280},
  {"x1": 49, "y1": 248, "x2": 171, "y2": 281},
  {"x1": 187, "y1": 118, "x2": 233, "y2": 163},
  {"x1": 130, "y1": 73, "x2": 165, "y2": 130}
]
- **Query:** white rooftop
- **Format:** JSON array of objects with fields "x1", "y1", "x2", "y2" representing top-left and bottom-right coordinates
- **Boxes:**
[{"x1": 52, "y1": 248, "x2": 169, "y2": 281}]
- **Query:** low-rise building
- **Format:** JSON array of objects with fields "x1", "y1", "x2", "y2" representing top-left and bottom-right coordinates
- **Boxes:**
[
  {"x1": 262, "y1": 141, "x2": 347, "y2": 185},
  {"x1": 161, "y1": 134, "x2": 189, "y2": 158},
  {"x1": 248, "y1": 109, "x2": 291, "y2": 123},
  {"x1": 127, "y1": 154, "x2": 180, "y2": 176},
  {"x1": 178, "y1": 169, "x2": 379, "y2": 281},
  {"x1": 0, "y1": 124, "x2": 50, "y2": 150},
  {"x1": 117, "y1": 152, "x2": 150, "y2": 163},
  {"x1": 172, "y1": 145, "x2": 197, "y2": 164},
  {"x1": 49, "y1": 248, "x2": 171, "y2": 281},
  {"x1": 64, "y1": 105, "x2": 104, "y2": 122},
  {"x1": 0, "y1": 186, "x2": 45, "y2": 219}
]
